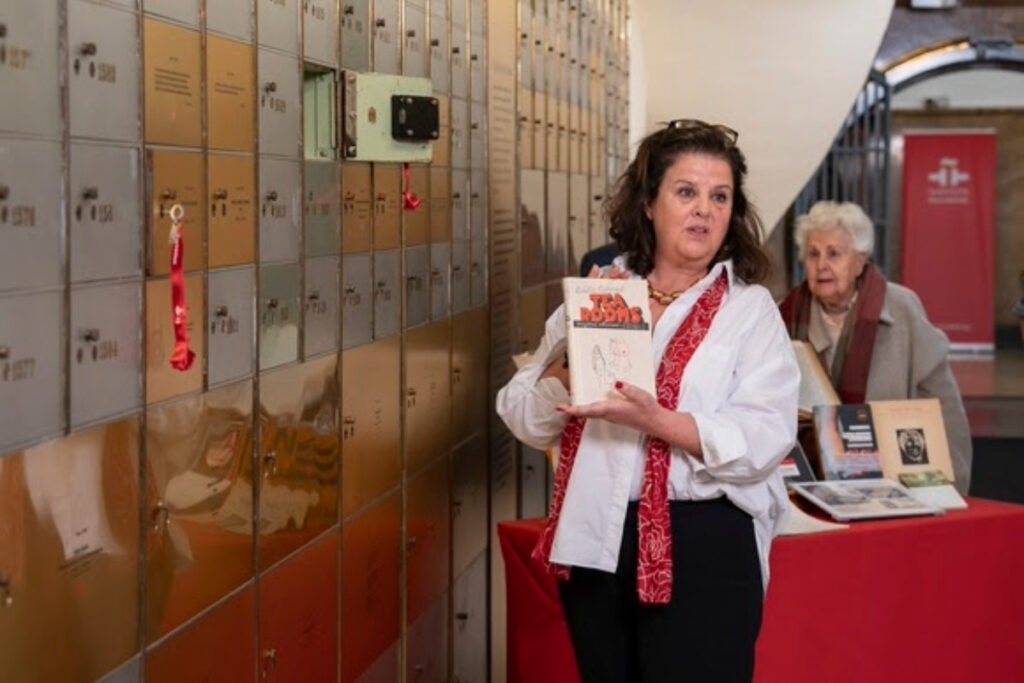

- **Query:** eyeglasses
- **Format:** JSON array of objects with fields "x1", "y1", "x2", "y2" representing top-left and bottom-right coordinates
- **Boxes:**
[{"x1": 662, "y1": 119, "x2": 739, "y2": 145}]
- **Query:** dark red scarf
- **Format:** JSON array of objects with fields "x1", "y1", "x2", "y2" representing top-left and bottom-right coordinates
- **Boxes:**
[
  {"x1": 779, "y1": 263, "x2": 887, "y2": 404},
  {"x1": 533, "y1": 271, "x2": 729, "y2": 604}
]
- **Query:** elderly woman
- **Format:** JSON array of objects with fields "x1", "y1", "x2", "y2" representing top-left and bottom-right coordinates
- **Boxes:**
[
  {"x1": 780, "y1": 201, "x2": 972, "y2": 492},
  {"x1": 496, "y1": 120, "x2": 799, "y2": 683}
]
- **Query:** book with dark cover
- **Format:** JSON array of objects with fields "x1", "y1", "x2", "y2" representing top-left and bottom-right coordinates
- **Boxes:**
[{"x1": 813, "y1": 404, "x2": 883, "y2": 480}]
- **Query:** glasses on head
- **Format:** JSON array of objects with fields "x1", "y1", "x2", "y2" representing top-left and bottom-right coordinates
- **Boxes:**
[{"x1": 662, "y1": 119, "x2": 739, "y2": 145}]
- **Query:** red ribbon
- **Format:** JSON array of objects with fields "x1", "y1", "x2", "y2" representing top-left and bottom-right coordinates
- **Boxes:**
[
  {"x1": 402, "y1": 162, "x2": 421, "y2": 210},
  {"x1": 168, "y1": 214, "x2": 195, "y2": 371}
]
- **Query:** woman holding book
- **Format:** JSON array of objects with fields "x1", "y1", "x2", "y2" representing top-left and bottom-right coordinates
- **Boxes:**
[
  {"x1": 779, "y1": 201, "x2": 972, "y2": 492},
  {"x1": 496, "y1": 120, "x2": 799, "y2": 682}
]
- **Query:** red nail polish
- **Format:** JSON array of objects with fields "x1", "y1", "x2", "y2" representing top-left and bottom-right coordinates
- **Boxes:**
[{"x1": 614, "y1": 381, "x2": 623, "y2": 390}]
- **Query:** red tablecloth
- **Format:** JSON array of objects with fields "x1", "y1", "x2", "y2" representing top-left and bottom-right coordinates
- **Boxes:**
[{"x1": 498, "y1": 498, "x2": 1024, "y2": 683}]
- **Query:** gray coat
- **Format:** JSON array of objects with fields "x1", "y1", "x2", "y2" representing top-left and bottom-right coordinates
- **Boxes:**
[{"x1": 808, "y1": 282, "x2": 973, "y2": 494}]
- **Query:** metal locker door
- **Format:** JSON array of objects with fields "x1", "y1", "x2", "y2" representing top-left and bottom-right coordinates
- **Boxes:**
[
  {"x1": 143, "y1": 0, "x2": 200, "y2": 26},
  {"x1": 468, "y1": 169, "x2": 485, "y2": 248},
  {"x1": 405, "y1": 244, "x2": 429, "y2": 329},
  {"x1": 147, "y1": 149, "x2": 204, "y2": 276},
  {"x1": 259, "y1": 156, "x2": 301, "y2": 263},
  {"x1": 304, "y1": 255, "x2": 340, "y2": 358},
  {"x1": 207, "y1": 35, "x2": 256, "y2": 153},
  {"x1": 259, "y1": 533, "x2": 339, "y2": 682},
  {"x1": 69, "y1": 142, "x2": 142, "y2": 284},
  {"x1": 519, "y1": 168, "x2": 546, "y2": 289},
  {"x1": 403, "y1": 322, "x2": 450, "y2": 474},
  {"x1": 518, "y1": 87, "x2": 533, "y2": 170},
  {"x1": 145, "y1": 585, "x2": 256, "y2": 683},
  {"x1": 0, "y1": 138, "x2": 64, "y2": 292},
  {"x1": 470, "y1": 233, "x2": 486, "y2": 309},
  {"x1": 520, "y1": 446, "x2": 549, "y2": 519},
  {"x1": 257, "y1": 356, "x2": 339, "y2": 569},
  {"x1": 450, "y1": 0, "x2": 467, "y2": 31},
  {"x1": 469, "y1": 100, "x2": 485, "y2": 169},
  {"x1": 257, "y1": 0, "x2": 300, "y2": 54},
  {"x1": 0, "y1": 421, "x2": 141, "y2": 682},
  {"x1": 70, "y1": 281, "x2": 142, "y2": 429},
  {"x1": 305, "y1": 160, "x2": 341, "y2": 257},
  {"x1": 341, "y1": 493, "x2": 401, "y2": 683},
  {"x1": 144, "y1": 382, "x2": 254, "y2": 638},
  {"x1": 371, "y1": 0, "x2": 399, "y2": 75},
  {"x1": 207, "y1": 0, "x2": 254, "y2": 42},
  {"x1": 406, "y1": 456, "x2": 450, "y2": 621},
  {"x1": 589, "y1": 174, "x2": 607, "y2": 249},
  {"x1": 429, "y1": 242, "x2": 449, "y2": 321},
  {"x1": 0, "y1": 291, "x2": 63, "y2": 452},
  {"x1": 0, "y1": 0, "x2": 61, "y2": 137},
  {"x1": 405, "y1": 591, "x2": 449, "y2": 683},
  {"x1": 143, "y1": 19, "x2": 202, "y2": 147},
  {"x1": 429, "y1": 166, "x2": 451, "y2": 243},
  {"x1": 372, "y1": 249, "x2": 400, "y2": 339},
  {"x1": 207, "y1": 265, "x2": 256, "y2": 387},
  {"x1": 518, "y1": 286, "x2": 546, "y2": 354},
  {"x1": 208, "y1": 153, "x2": 256, "y2": 268},
  {"x1": 469, "y1": 31, "x2": 485, "y2": 104},
  {"x1": 404, "y1": 169, "x2": 429, "y2": 249},
  {"x1": 519, "y1": 5, "x2": 533, "y2": 90},
  {"x1": 341, "y1": 162, "x2": 372, "y2": 254},
  {"x1": 451, "y1": 437, "x2": 487, "y2": 577},
  {"x1": 557, "y1": 98, "x2": 569, "y2": 173},
  {"x1": 340, "y1": 337, "x2": 400, "y2": 518},
  {"x1": 450, "y1": 26, "x2": 467, "y2": 100},
  {"x1": 546, "y1": 170, "x2": 568, "y2": 277},
  {"x1": 258, "y1": 48, "x2": 302, "y2": 158},
  {"x1": 428, "y1": 14, "x2": 449, "y2": 95},
  {"x1": 372, "y1": 164, "x2": 401, "y2": 251},
  {"x1": 451, "y1": 552, "x2": 488, "y2": 683},
  {"x1": 469, "y1": 0, "x2": 485, "y2": 38},
  {"x1": 403, "y1": 1, "x2": 428, "y2": 78},
  {"x1": 433, "y1": 95, "x2": 451, "y2": 167},
  {"x1": 568, "y1": 173, "x2": 589, "y2": 273},
  {"x1": 340, "y1": 0, "x2": 371, "y2": 72},
  {"x1": 569, "y1": 105, "x2": 580, "y2": 173},
  {"x1": 546, "y1": 94, "x2": 559, "y2": 170},
  {"x1": 96, "y1": 656, "x2": 141, "y2": 683},
  {"x1": 258, "y1": 261, "x2": 300, "y2": 369},
  {"x1": 532, "y1": 92, "x2": 546, "y2": 170},
  {"x1": 145, "y1": 276, "x2": 204, "y2": 404},
  {"x1": 450, "y1": 168, "x2": 468, "y2": 241},
  {"x1": 341, "y1": 252, "x2": 372, "y2": 348},
  {"x1": 303, "y1": 0, "x2": 339, "y2": 66},
  {"x1": 450, "y1": 237, "x2": 470, "y2": 314},
  {"x1": 68, "y1": 0, "x2": 140, "y2": 142}
]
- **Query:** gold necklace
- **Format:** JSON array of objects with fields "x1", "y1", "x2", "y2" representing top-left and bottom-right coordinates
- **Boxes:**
[{"x1": 647, "y1": 279, "x2": 687, "y2": 305}]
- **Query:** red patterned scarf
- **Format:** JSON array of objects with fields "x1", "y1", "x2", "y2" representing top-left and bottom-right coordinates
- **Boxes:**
[
  {"x1": 779, "y1": 263, "x2": 887, "y2": 404},
  {"x1": 532, "y1": 271, "x2": 729, "y2": 604}
]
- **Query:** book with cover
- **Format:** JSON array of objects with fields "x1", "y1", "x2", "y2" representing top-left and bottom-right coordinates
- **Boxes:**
[
  {"x1": 792, "y1": 340, "x2": 840, "y2": 417},
  {"x1": 780, "y1": 443, "x2": 817, "y2": 487},
  {"x1": 813, "y1": 404, "x2": 884, "y2": 480},
  {"x1": 898, "y1": 470, "x2": 968, "y2": 510},
  {"x1": 869, "y1": 398, "x2": 954, "y2": 482},
  {"x1": 790, "y1": 479, "x2": 943, "y2": 522},
  {"x1": 562, "y1": 277, "x2": 656, "y2": 406}
]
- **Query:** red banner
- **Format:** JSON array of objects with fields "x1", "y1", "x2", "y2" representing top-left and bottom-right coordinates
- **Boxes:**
[{"x1": 901, "y1": 131, "x2": 995, "y2": 351}]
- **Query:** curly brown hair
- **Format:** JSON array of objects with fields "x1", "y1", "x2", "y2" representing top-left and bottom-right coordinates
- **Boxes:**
[{"x1": 606, "y1": 121, "x2": 771, "y2": 284}]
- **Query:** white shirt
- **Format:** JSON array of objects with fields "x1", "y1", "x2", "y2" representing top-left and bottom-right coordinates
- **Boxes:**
[{"x1": 495, "y1": 259, "x2": 800, "y2": 588}]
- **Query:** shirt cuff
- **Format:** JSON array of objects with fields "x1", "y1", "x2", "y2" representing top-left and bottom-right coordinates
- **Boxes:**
[
  {"x1": 690, "y1": 411, "x2": 745, "y2": 472},
  {"x1": 535, "y1": 376, "x2": 570, "y2": 406}
]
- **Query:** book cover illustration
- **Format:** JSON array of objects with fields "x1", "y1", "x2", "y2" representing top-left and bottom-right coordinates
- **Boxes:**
[
  {"x1": 780, "y1": 443, "x2": 817, "y2": 487},
  {"x1": 869, "y1": 398, "x2": 955, "y2": 484},
  {"x1": 562, "y1": 277, "x2": 655, "y2": 406},
  {"x1": 790, "y1": 479, "x2": 943, "y2": 522},
  {"x1": 813, "y1": 404, "x2": 883, "y2": 480}
]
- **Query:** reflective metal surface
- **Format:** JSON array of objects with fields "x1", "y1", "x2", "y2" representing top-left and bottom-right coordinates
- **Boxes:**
[
  {"x1": 429, "y1": 166, "x2": 451, "y2": 243},
  {"x1": 429, "y1": 242, "x2": 451, "y2": 322},
  {"x1": 434, "y1": 96, "x2": 451, "y2": 167},
  {"x1": 406, "y1": 164, "x2": 431, "y2": 246},
  {"x1": 207, "y1": 266, "x2": 256, "y2": 387},
  {"x1": 451, "y1": 435, "x2": 487, "y2": 579},
  {"x1": 340, "y1": 0, "x2": 371, "y2": 72},
  {"x1": 147, "y1": 149, "x2": 205, "y2": 276},
  {"x1": 341, "y1": 163, "x2": 372, "y2": 254},
  {"x1": 372, "y1": 164, "x2": 402, "y2": 251},
  {"x1": 260, "y1": 157, "x2": 301, "y2": 263},
  {"x1": 145, "y1": 276, "x2": 204, "y2": 404},
  {"x1": 341, "y1": 252, "x2": 373, "y2": 349},
  {"x1": 546, "y1": 170, "x2": 568, "y2": 277},
  {"x1": 406, "y1": 454, "x2": 450, "y2": 625},
  {"x1": 405, "y1": 590, "x2": 449, "y2": 683},
  {"x1": 260, "y1": 531, "x2": 339, "y2": 682},
  {"x1": 208, "y1": 153, "x2": 256, "y2": 267},
  {"x1": 305, "y1": 160, "x2": 341, "y2": 257},
  {"x1": 520, "y1": 446, "x2": 550, "y2": 519},
  {"x1": 451, "y1": 307, "x2": 488, "y2": 445},
  {"x1": 206, "y1": 0, "x2": 254, "y2": 42},
  {"x1": 145, "y1": 382, "x2": 254, "y2": 639},
  {"x1": 143, "y1": 19, "x2": 202, "y2": 146},
  {"x1": 341, "y1": 493, "x2": 400, "y2": 683},
  {"x1": 406, "y1": 245, "x2": 430, "y2": 329},
  {"x1": 207, "y1": 36, "x2": 255, "y2": 153},
  {"x1": 258, "y1": 260, "x2": 300, "y2": 372},
  {"x1": 257, "y1": 49, "x2": 301, "y2": 157},
  {"x1": 403, "y1": 1, "x2": 428, "y2": 78},
  {"x1": 0, "y1": 0, "x2": 61, "y2": 137},
  {"x1": 304, "y1": 255, "x2": 340, "y2": 358},
  {"x1": 404, "y1": 321, "x2": 451, "y2": 474},
  {"x1": 304, "y1": 0, "x2": 339, "y2": 67},
  {"x1": 257, "y1": 0, "x2": 300, "y2": 55},
  {"x1": 518, "y1": 286, "x2": 546, "y2": 354},
  {"x1": 341, "y1": 339, "x2": 401, "y2": 519},
  {"x1": 0, "y1": 419, "x2": 140, "y2": 683},
  {"x1": 371, "y1": 0, "x2": 400, "y2": 74},
  {"x1": 519, "y1": 168, "x2": 546, "y2": 289},
  {"x1": 451, "y1": 551, "x2": 488, "y2": 683},
  {"x1": 144, "y1": 584, "x2": 256, "y2": 683},
  {"x1": 569, "y1": 172, "x2": 589, "y2": 272},
  {"x1": 258, "y1": 357, "x2": 340, "y2": 570},
  {"x1": 373, "y1": 249, "x2": 401, "y2": 340}
]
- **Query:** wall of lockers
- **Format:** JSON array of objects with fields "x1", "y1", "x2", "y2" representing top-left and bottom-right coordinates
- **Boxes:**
[{"x1": 0, "y1": 0, "x2": 628, "y2": 681}]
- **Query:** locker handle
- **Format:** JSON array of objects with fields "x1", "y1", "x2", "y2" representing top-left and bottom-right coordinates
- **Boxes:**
[
  {"x1": 430, "y1": 38, "x2": 439, "y2": 47},
  {"x1": 215, "y1": 305, "x2": 229, "y2": 317},
  {"x1": 470, "y1": 53, "x2": 478, "y2": 61},
  {"x1": 375, "y1": 18, "x2": 386, "y2": 27},
  {"x1": 161, "y1": 188, "x2": 177, "y2": 201},
  {"x1": 79, "y1": 328, "x2": 101, "y2": 343},
  {"x1": 593, "y1": 194, "x2": 603, "y2": 201},
  {"x1": 265, "y1": 190, "x2": 279, "y2": 202},
  {"x1": 0, "y1": 573, "x2": 12, "y2": 608},
  {"x1": 535, "y1": 39, "x2": 542, "y2": 46},
  {"x1": 82, "y1": 187, "x2": 99, "y2": 201},
  {"x1": 150, "y1": 502, "x2": 169, "y2": 533},
  {"x1": 263, "y1": 451, "x2": 278, "y2": 477},
  {"x1": 519, "y1": 115, "x2": 528, "y2": 123},
  {"x1": 343, "y1": 5, "x2": 354, "y2": 15},
  {"x1": 455, "y1": 611, "x2": 469, "y2": 620},
  {"x1": 308, "y1": 290, "x2": 320, "y2": 301},
  {"x1": 79, "y1": 42, "x2": 98, "y2": 56},
  {"x1": 521, "y1": 32, "x2": 527, "y2": 40},
  {"x1": 0, "y1": 345, "x2": 8, "y2": 359},
  {"x1": 452, "y1": 192, "x2": 461, "y2": 199},
  {"x1": 212, "y1": 189, "x2": 228, "y2": 200},
  {"x1": 264, "y1": 81, "x2": 277, "y2": 93},
  {"x1": 452, "y1": 46, "x2": 460, "y2": 55},
  {"x1": 451, "y1": 265, "x2": 462, "y2": 273},
  {"x1": 470, "y1": 123, "x2": 479, "y2": 130},
  {"x1": 407, "y1": 29, "x2": 416, "y2": 38},
  {"x1": 263, "y1": 648, "x2": 278, "y2": 672},
  {"x1": 266, "y1": 298, "x2": 279, "y2": 309},
  {"x1": 0, "y1": 185, "x2": 8, "y2": 201},
  {"x1": 406, "y1": 276, "x2": 422, "y2": 287},
  {"x1": 376, "y1": 280, "x2": 387, "y2": 289},
  {"x1": 0, "y1": 24, "x2": 6, "y2": 39},
  {"x1": 470, "y1": 192, "x2": 479, "y2": 199},
  {"x1": 344, "y1": 286, "x2": 357, "y2": 295}
]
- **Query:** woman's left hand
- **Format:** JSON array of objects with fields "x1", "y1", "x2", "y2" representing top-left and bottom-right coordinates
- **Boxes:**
[{"x1": 557, "y1": 381, "x2": 664, "y2": 435}]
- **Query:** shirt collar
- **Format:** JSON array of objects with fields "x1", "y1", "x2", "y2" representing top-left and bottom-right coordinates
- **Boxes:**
[{"x1": 615, "y1": 256, "x2": 735, "y2": 293}]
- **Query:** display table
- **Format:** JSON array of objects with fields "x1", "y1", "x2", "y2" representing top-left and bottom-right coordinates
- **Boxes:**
[{"x1": 498, "y1": 498, "x2": 1024, "y2": 683}]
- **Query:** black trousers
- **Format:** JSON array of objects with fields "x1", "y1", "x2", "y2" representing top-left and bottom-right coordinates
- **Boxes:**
[{"x1": 557, "y1": 498, "x2": 764, "y2": 683}]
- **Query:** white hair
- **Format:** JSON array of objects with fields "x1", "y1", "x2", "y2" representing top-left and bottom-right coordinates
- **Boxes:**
[{"x1": 794, "y1": 201, "x2": 875, "y2": 259}]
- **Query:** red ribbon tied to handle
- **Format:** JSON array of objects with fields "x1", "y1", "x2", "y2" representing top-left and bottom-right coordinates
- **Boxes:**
[
  {"x1": 168, "y1": 204, "x2": 196, "y2": 371},
  {"x1": 401, "y1": 162, "x2": 421, "y2": 210}
]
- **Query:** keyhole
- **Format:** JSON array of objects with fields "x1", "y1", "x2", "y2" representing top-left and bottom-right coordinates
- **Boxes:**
[
  {"x1": 74, "y1": 58, "x2": 81, "y2": 74},
  {"x1": 75, "y1": 205, "x2": 82, "y2": 221}
]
